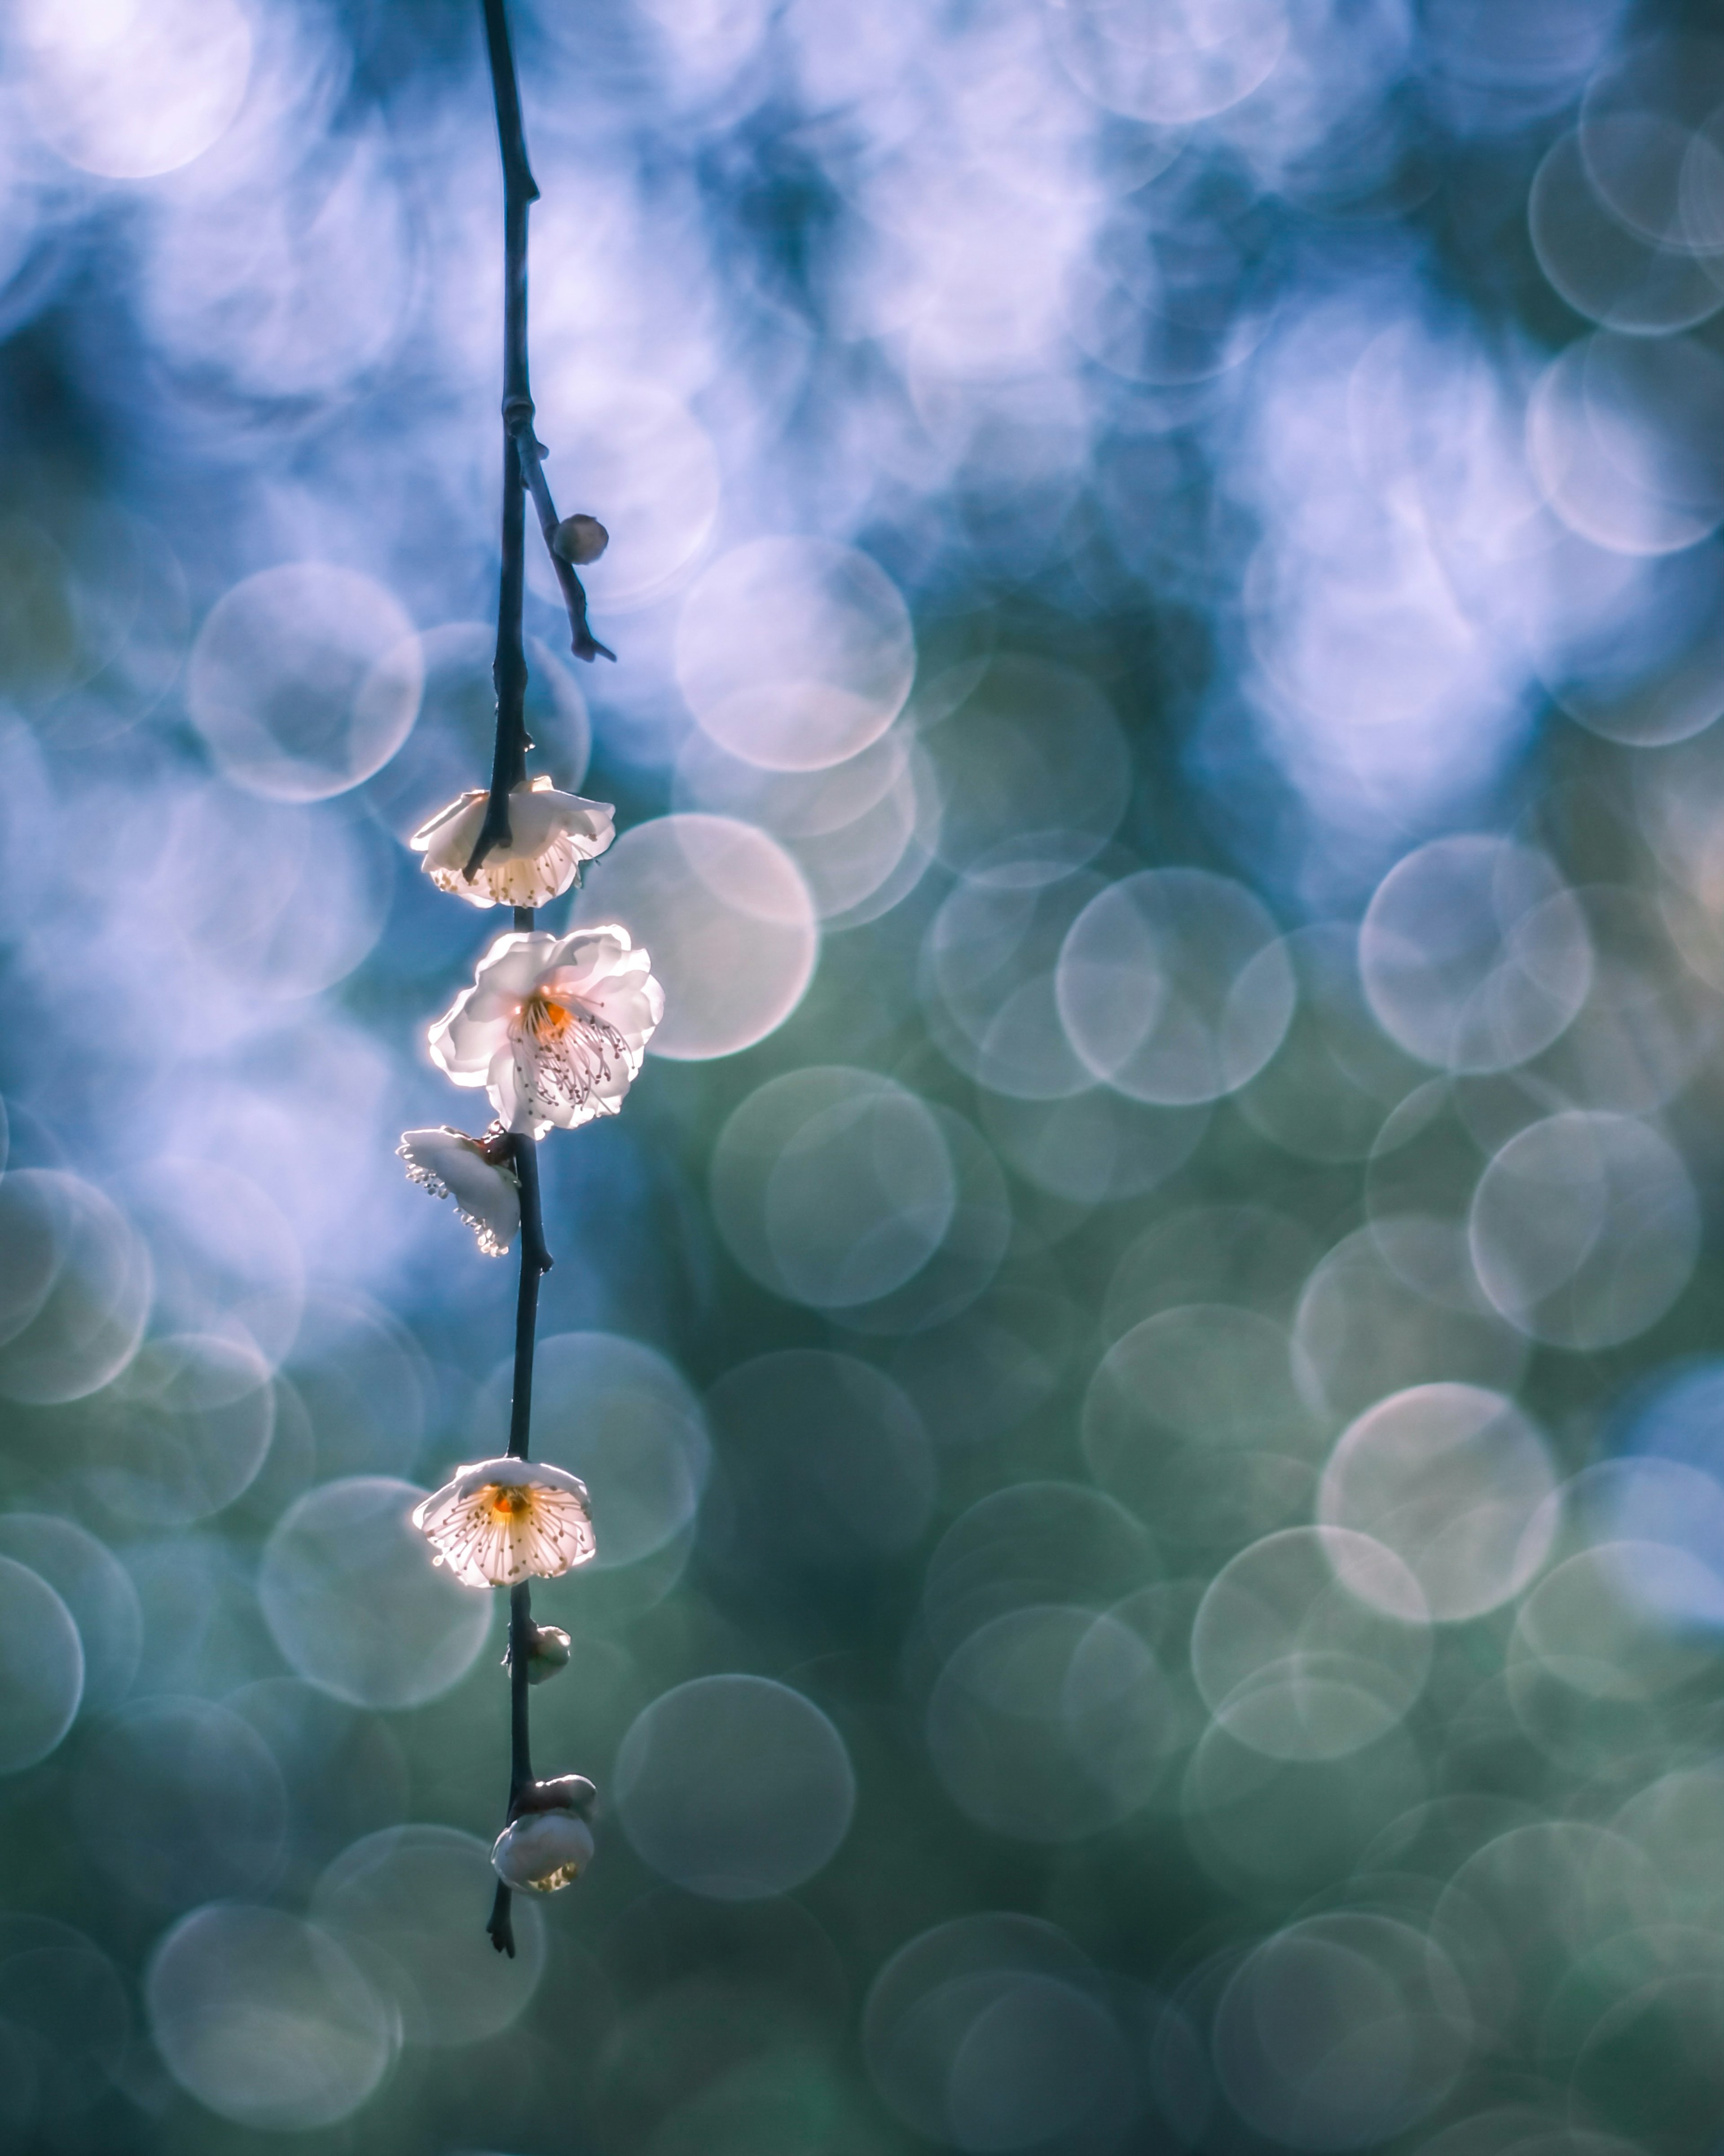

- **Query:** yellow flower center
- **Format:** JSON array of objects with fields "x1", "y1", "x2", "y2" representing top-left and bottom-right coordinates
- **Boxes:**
[
  {"x1": 488, "y1": 1486, "x2": 533, "y2": 1519},
  {"x1": 521, "y1": 992, "x2": 572, "y2": 1044}
]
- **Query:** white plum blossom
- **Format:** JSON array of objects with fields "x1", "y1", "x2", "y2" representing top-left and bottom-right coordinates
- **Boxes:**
[
  {"x1": 427, "y1": 925, "x2": 663, "y2": 1137},
  {"x1": 492, "y1": 1808, "x2": 594, "y2": 1892},
  {"x1": 410, "y1": 1456, "x2": 596, "y2": 1587},
  {"x1": 410, "y1": 775, "x2": 615, "y2": 908},
  {"x1": 397, "y1": 1122, "x2": 520, "y2": 1256}
]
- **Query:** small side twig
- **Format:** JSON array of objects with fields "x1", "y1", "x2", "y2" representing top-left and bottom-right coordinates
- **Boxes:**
[{"x1": 511, "y1": 409, "x2": 616, "y2": 667}]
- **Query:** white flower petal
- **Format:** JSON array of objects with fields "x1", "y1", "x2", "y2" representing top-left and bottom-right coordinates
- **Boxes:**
[
  {"x1": 427, "y1": 927, "x2": 664, "y2": 1132},
  {"x1": 412, "y1": 781, "x2": 616, "y2": 909},
  {"x1": 398, "y1": 1127, "x2": 521, "y2": 1257},
  {"x1": 409, "y1": 1456, "x2": 595, "y2": 1587}
]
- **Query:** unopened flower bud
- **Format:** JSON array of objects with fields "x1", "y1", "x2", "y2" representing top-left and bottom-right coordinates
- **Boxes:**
[
  {"x1": 493, "y1": 1808, "x2": 594, "y2": 1893},
  {"x1": 525, "y1": 1623, "x2": 572, "y2": 1684},
  {"x1": 552, "y1": 513, "x2": 608, "y2": 565},
  {"x1": 515, "y1": 1772, "x2": 596, "y2": 1816}
]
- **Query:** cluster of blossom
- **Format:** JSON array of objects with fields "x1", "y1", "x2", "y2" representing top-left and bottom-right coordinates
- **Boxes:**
[{"x1": 399, "y1": 772, "x2": 664, "y2": 1896}]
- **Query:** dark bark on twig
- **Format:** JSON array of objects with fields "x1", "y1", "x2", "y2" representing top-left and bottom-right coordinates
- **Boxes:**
[
  {"x1": 473, "y1": 0, "x2": 584, "y2": 1961},
  {"x1": 487, "y1": 1133, "x2": 552, "y2": 1958},
  {"x1": 467, "y1": 0, "x2": 610, "y2": 886}
]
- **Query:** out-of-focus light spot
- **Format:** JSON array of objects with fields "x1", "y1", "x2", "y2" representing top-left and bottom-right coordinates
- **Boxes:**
[
  {"x1": 1359, "y1": 837, "x2": 1592, "y2": 1072},
  {"x1": 1578, "y1": 36, "x2": 1724, "y2": 253},
  {"x1": 575, "y1": 812, "x2": 818, "y2": 1059},
  {"x1": 864, "y1": 1916, "x2": 1139, "y2": 2148},
  {"x1": 711, "y1": 1067, "x2": 954, "y2": 1308},
  {"x1": 1510, "y1": 1542, "x2": 1712, "y2": 1702},
  {"x1": 673, "y1": 727, "x2": 934, "y2": 925},
  {"x1": 1058, "y1": 869, "x2": 1295, "y2": 1105},
  {"x1": 1211, "y1": 1914, "x2": 1471, "y2": 2147},
  {"x1": 943, "y1": 1969, "x2": 1137, "y2": 2152},
  {"x1": 1421, "y1": 0, "x2": 1629, "y2": 129},
  {"x1": 920, "y1": 1482, "x2": 1157, "y2": 1660},
  {"x1": 0, "y1": 1515, "x2": 138, "y2": 1712},
  {"x1": 705, "y1": 1350, "x2": 934, "y2": 1567},
  {"x1": 139, "y1": 126, "x2": 409, "y2": 399},
  {"x1": 228, "y1": 1678, "x2": 409, "y2": 1888},
  {"x1": 1527, "y1": 332, "x2": 1724, "y2": 556},
  {"x1": 892, "y1": 1289, "x2": 1075, "y2": 1453},
  {"x1": 1535, "y1": 542, "x2": 1724, "y2": 748},
  {"x1": 919, "y1": 657, "x2": 1130, "y2": 871},
  {"x1": 187, "y1": 564, "x2": 422, "y2": 803},
  {"x1": 1615, "y1": 1764, "x2": 1724, "y2": 1932},
  {"x1": 259, "y1": 1477, "x2": 493, "y2": 1710},
  {"x1": 1618, "y1": 1376, "x2": 1724, "y2": 1510},
  {"x1": 615, "y1": 1674, "x2": 855, "y2": 1898},
  {"x1": 924, "y1": 855, "x2": 1107, "y2": 1100},
  {"x1": 283, "y1": 1293, "x2": 428, "y2": 1483},
  {"x1": 1537, "y1": 886, "x2": 1719, "y2": 1114},
  {"x1": 1469, "y1": 1110, "x2": 1698, "y2": 1349},
  {"x1": 0, "y1": 1170, "x2": 151, "y2": 1406},
  {"x1": 1105, "y1": 1203, "x2": 1319, "y2": 1332},
  {"x1": 927, "y1": 1605, "x2": 1174, "y2": 1839},
  {"x1": 75, "y1": 1697, "x2": 286, "y2": 1904},
  {"x1": 1085, "y1": 1305, "x2": 1324, "y2": 1562},
  {"x1": 1319, "y1": 1384, "x2": 1558, "y2": 1621},
  {"x1": 18, "y1": 0, "x2": 251, "y2": 181},
  {"x1": 116, "y1": 1156, "x2": 305, "y2": 1372},
  {"x1": 1047, "y1": 0, "x2": 1290, "y2": 124},
  {"x1": 1192, "y1": 1526, "x2": 1432, "y2": 1761},
  {"x1": 1296, "y1": 1222, "x2": 1529, "y2": 1423},
  {"x1": 0, "y1": 1558, "x2": 82, "y2": 1774},
  {"x1": 526, "y1": 379, "x2": 720, "y2": 614},
  {"x1": 128, "y1": 785, "x2": 394, "y2": 1011},
  {"x1": 1528, "y1": 132, "x2": 1724, "y2": 336},
  {"x1": 475, "y1": 1331, "x2": 708, "y2": 1570},
  {"x1": 146, "y1": 1904, "x2": 394, "y2": 2130},
  {"x1": 1237, "y1": 925, "x2": 1421, "y2": 1165},
  {"x1": 1183, "y1": 1718, "x2": 1426, "y2": 1894},
  {"x1": 0, "y1": 1918, "x2": 132, "y2": 2131},
  {"x1": 312, "y1": 1825, "x2": 543, "y2": 2046},
  {"x1": 978, "y1": 1085, "x2": 1207, "y2": 1204},
  {"x1": 1065, "y1": 168, "x2": 1283, "y2": 387},
  {"x1": 75, "y1": 1332, "x2": 275, "y2": 1526},
  {"x1": 1577, "y1": 1450, "x2": 1724, "y2": 1630},
  {"x1": 675, "y1": 538, "x2": 914, "y2": 772}
]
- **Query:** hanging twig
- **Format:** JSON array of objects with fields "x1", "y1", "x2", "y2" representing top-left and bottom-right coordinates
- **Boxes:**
[
  {"x1": 466, "y1": 0, "x2": 611, "y2": 888},
  {"x1": 475, "y1": 0, "x2": 561, "y2": 1957}
]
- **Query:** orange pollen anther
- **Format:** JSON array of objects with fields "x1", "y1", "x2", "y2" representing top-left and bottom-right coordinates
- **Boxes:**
[{"x1": 520, "y1": 993, "x2": 573, "y2": 1044}]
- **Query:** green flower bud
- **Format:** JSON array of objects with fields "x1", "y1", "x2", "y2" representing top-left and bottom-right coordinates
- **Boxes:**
[{"x1": 551, "y1": 514, "x2": 608, "y2": 565}]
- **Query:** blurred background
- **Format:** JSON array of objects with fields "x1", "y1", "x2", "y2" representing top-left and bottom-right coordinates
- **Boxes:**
[{"x1": 6, "y1": 0, "x2": 1724, "y2": 2150}]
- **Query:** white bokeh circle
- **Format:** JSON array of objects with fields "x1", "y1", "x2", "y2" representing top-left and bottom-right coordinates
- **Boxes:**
[
  {"x1": 614, "y1": 1674, "x2": 855, "y2": 1897},
  {"x1": 1319, "y1": 1384, "x2": 1559, "y2": 1621},
  {"x1": 576, "y1": 812, "x2": 818, "y2": 1059},
  {"x1": 1359, "y1": 837, "x2": 1592, "y2": 1073},
  {"x1": 1057, "y1": 869, "x2": 1294, "y2": 1104},
  {"x1": 187, "y1": 564, "x2": 423, "y2": 802},
  {"x1": 675, "y1": 537, "x2": 914, "y2": 771},
  {"x1": 259, "y1": 1477, "x2": 493, "y2": 1710},
  {"x1": 146, "y1": 1904, "x2": 394, "y2": 2131}
]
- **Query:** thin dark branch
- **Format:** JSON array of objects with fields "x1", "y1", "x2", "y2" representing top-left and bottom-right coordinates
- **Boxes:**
[
  {"x1": 488, "y1": 1123, "x2": 550, "y2": 1954},
  {"x1": 474, "y1": 0, "x2": 584, "y2": 1959},
  {"x1": 467, "y1": 0, "x2": 609, "y2": 883}
]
